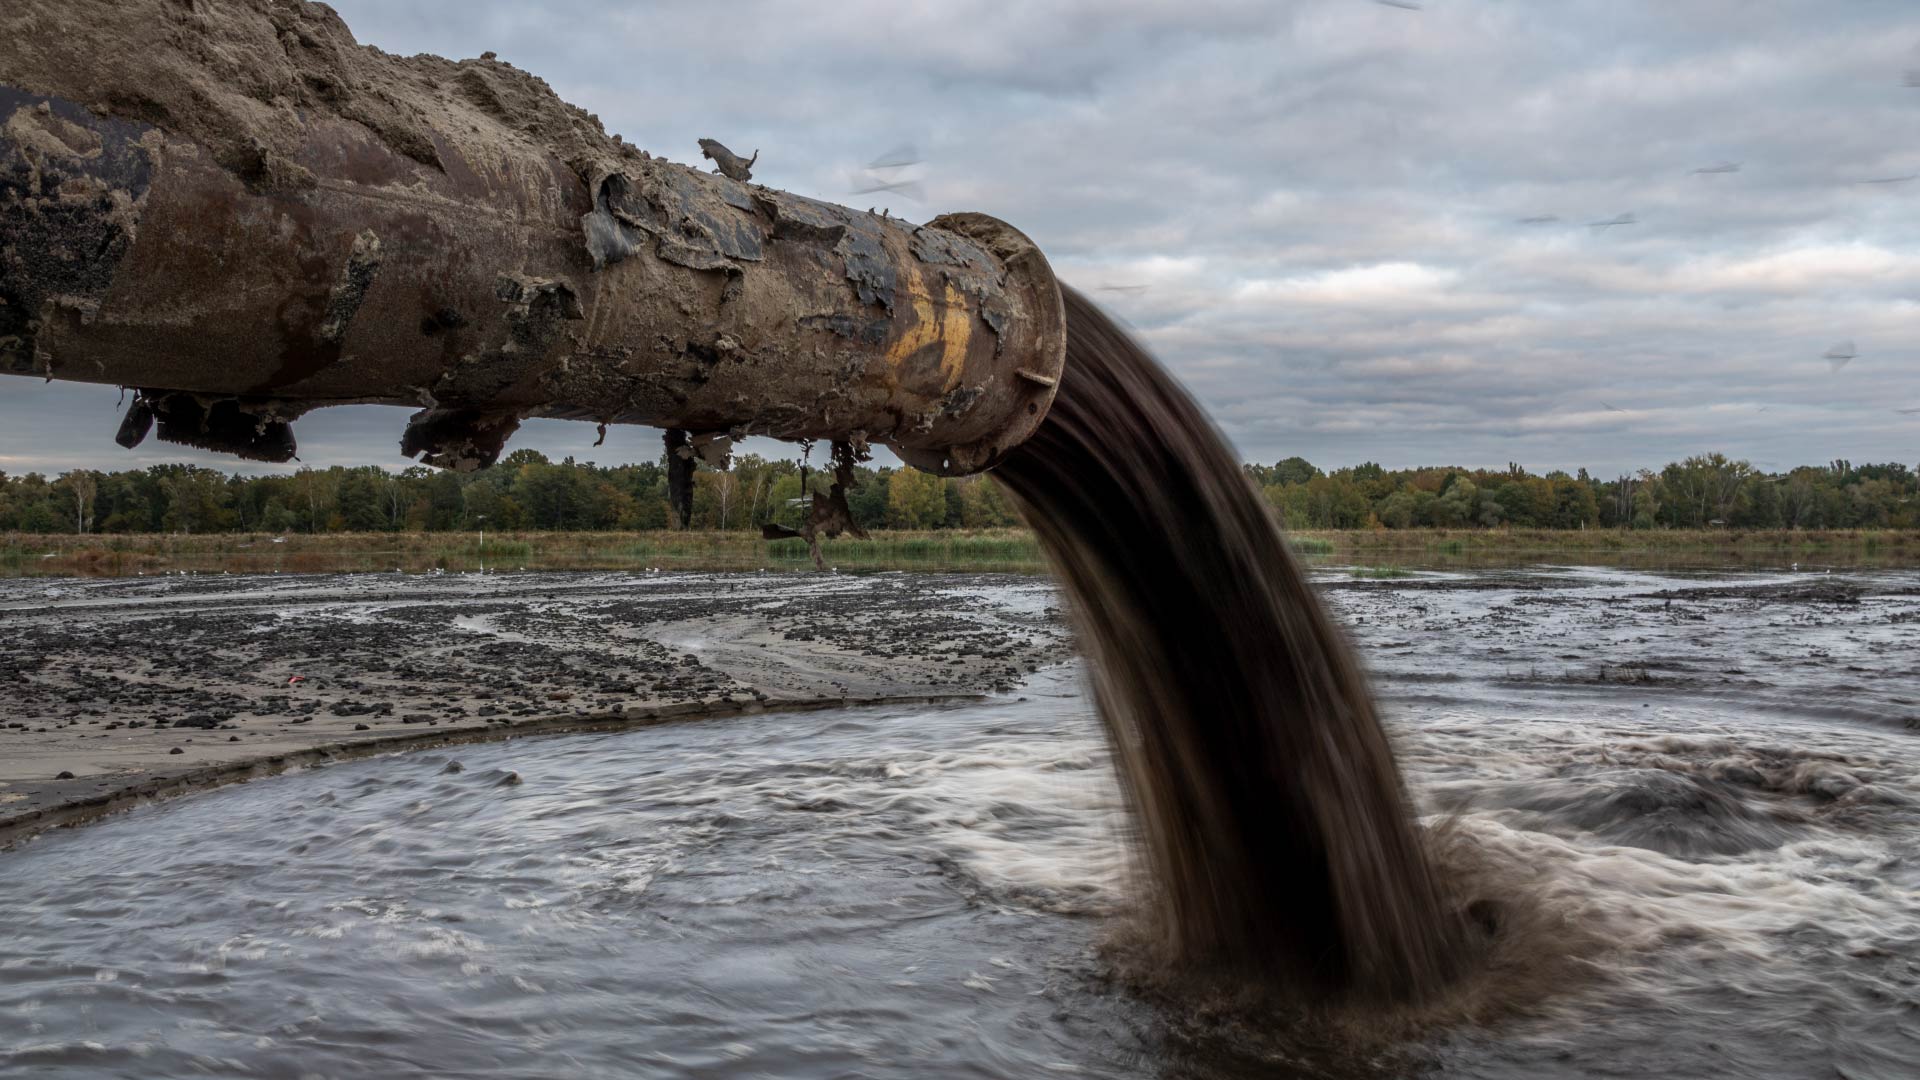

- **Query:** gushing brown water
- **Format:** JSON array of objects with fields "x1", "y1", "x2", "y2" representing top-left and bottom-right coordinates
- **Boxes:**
[{"x1": 995, "y1": 287, "x2": 1462, "y2": 1001}]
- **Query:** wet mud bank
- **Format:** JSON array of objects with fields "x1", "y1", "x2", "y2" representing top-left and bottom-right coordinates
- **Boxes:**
[
  {"x1": 0, "y1": 570, "x2": 1072, "y2": 844},
  {"x1": 6, "y1": 564, "x2": 1915, "y2": 852}
]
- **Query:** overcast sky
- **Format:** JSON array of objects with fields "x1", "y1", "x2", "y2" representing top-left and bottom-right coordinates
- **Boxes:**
[{"x1": 5, "y1": 0, "x2": 1918, "y2": 478}]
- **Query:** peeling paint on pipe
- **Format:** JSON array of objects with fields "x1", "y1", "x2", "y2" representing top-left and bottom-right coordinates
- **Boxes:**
[{"x1": 0, "y1": 81, "x2": 1065, "y2": 473}]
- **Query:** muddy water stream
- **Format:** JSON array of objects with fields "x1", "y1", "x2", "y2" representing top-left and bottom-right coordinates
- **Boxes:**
[{"x1": 1, "y1": 567, "x2": 1916, "y2": 1078}]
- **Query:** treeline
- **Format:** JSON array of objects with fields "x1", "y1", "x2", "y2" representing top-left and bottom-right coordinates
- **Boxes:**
[
  {"x1": 0, "y1": 450, "x2": 1020, "y2": 535},
  {"x1": 2, "y1": 450, "x2": 1917, "y2": 535},
  {"x1": 1248, "y1": 454, "x2": 1920, "y2": 530}
]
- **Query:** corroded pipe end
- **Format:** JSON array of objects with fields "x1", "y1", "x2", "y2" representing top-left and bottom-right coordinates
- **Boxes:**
[{"x1": 892, "y1": 213, "x2": 1067, "y2": 477}]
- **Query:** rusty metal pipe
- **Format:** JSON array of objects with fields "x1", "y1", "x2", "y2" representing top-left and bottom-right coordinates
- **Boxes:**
[{"x1": 0, "y1": 2, "x2": 1065, "y2": 473}]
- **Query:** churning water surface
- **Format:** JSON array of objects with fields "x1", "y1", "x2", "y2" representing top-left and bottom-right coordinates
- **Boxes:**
[{"x1": 2, "y1": 567, "x2": 1917, "y2": 1079}]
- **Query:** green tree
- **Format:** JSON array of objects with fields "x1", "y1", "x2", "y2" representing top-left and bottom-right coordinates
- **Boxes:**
[
  {"x1": 887, "y1": 468, "x2": 947, "y2": 528},
  {"x1": 1376, "y1": 488, "x2": 1436, "y2": 529},
  {"x1": 513, "y1": 460, "x2": 579, "y2": 529},
  {"x1": 160, "y1": 468, "x2": 235, "y2": 533},
  {"x1": 55, "y1": 470, "x2": 98, "y2": 533},
  {"x1": 766, "y1": 474, "x2": 807, "y2": 529},
  {"x1": 1661, "y1": 453, "x2": 1751, "y2": 527},
  {"x1": 1433, "y1": 477, "x2": 1477, "y2": 527},
  {"x1": 691, "y1": 470, "x2": 743, "y2": 530},
  {"x1": 333, "y1": 468, "x2": 389, "y2": 531},
  {"x1": 1272, "y1": 456, "x2": 1320, "y2": 486},
  {"x1": 958, "y1": 475, "x2": 1021, "y2": 527},
  {"x1": 847, "y1": 467, "x2": 890, "y2": 529},
  {"x1": 259, "y1": 499, "x2": 298, "y2": 533},
  {"x1": 1547, "y1": 473, "x2": 1599, "y2": 529}
]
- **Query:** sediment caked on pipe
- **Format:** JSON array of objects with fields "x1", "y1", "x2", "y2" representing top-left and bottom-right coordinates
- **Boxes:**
[{"x1": 0, "y1": 0, "x2": 1065, "y2": 473}]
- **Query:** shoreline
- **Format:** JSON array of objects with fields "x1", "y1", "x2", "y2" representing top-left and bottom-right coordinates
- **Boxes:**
[
  {"x1": 7, "y1": 526, "x2": 1920, "y2": 579},
  {"x1": 0, "y1": 689, "x2": 987, "y2": 850},
  {"x1": 0, "y1": 570, "x2": 1075, "y2": 848}
]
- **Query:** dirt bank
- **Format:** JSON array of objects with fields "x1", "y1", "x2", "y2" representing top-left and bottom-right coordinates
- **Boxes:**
[{"x1": 0, "y1": 570, "x2": 1072, "y2": 844}]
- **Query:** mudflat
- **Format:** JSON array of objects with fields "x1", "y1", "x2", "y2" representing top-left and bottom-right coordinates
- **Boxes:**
[{"x1": 0, "y1": 571, "x2": 1072, "y2": 840}]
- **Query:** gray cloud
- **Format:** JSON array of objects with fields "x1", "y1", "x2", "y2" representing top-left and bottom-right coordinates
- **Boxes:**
[{"x1": 4, "y1": 0, "x2": 1918, "y2": 478}]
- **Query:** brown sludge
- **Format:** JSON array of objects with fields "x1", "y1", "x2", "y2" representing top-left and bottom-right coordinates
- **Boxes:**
[{"x1": 996, "y1": 287, "x2": 1463, "y2": 1001}]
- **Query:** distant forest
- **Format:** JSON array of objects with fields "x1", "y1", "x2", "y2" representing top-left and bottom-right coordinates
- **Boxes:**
[{"x1": 1, "y1": 451, "x2": 1917, "y2": 534}]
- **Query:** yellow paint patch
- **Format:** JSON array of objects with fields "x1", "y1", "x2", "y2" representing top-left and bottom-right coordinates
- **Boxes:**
[{"x1": 886, "y1": 267, "x2": 973, "y2": 392}]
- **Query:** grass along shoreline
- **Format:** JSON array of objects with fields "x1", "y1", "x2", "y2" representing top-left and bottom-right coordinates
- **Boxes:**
[
  {"x1": 7, "y1": 526, "x2": 1920, "y2": 578},
  {"x1": 2, "y1": 529, "x2": 1045, "y2": 577}
]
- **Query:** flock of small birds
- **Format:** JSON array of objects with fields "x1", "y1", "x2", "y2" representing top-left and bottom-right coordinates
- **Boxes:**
[{"x1": 852, "y1": 144, "x2": 925, "y2": 205}]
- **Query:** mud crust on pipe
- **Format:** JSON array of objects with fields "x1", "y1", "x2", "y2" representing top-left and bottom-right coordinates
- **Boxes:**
[{"x1": 0, "y1": 0, "x2": 1067, "y2": 475}]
